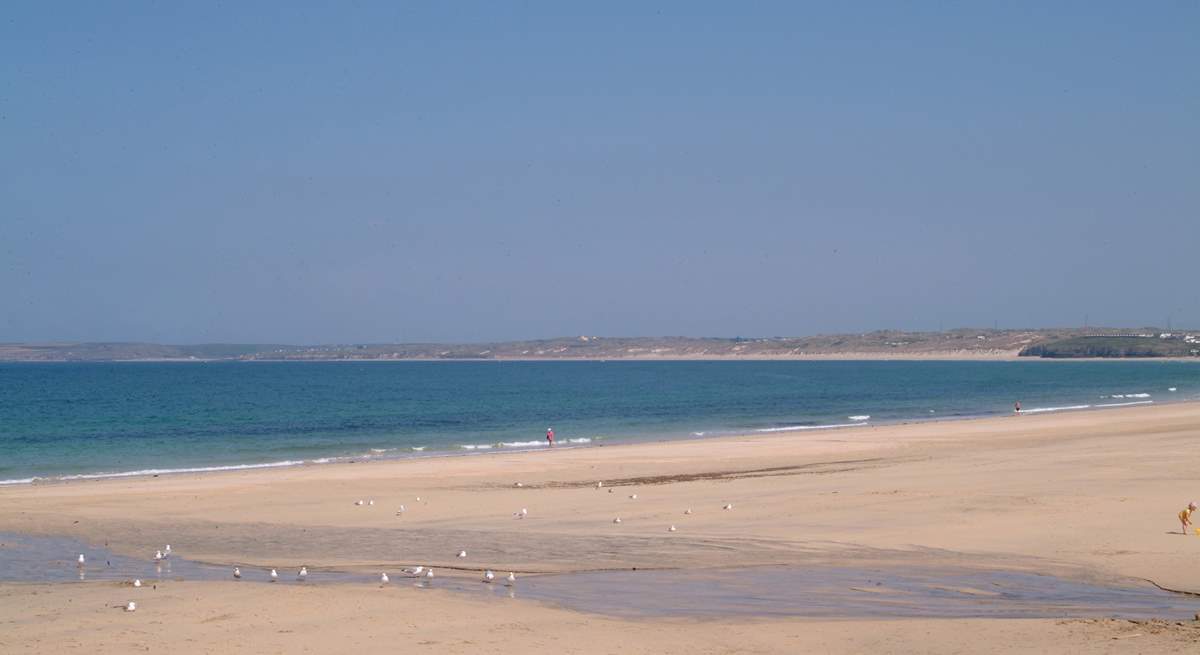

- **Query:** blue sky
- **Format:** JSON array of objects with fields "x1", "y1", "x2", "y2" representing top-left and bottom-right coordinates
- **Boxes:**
[{"x1": 2, "y1": 2, "x2": 1197, "y2": 343}]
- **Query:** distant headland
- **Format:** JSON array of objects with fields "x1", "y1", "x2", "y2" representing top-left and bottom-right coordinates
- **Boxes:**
[{"x1": 2, "y1": 328, "x2": 1198, "y2": 362}]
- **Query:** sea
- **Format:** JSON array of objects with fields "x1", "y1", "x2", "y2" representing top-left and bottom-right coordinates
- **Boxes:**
[{"x1": 1, "y1": 360, "x2": 1197, "y2": 485}]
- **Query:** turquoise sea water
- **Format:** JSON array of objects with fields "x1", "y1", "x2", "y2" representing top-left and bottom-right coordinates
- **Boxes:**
[{"x1": 1, "y1": 360, "x2": 1197, "y2": 484}]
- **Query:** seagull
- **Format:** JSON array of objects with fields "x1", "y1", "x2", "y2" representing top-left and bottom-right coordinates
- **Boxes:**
[
  {"x1": 396, "y1": 504, "x2": 406, "y2": 515},
  {"x1": 133, "y1": 579, "x2": 142, "y2": 587},
  {"x1": 269, "y1": 568, "x2": 278, "y2": 582},
  {"x1": 380, "y1": 572, "x2": 389, "y2": 585},
  {"x1": 163, "y1": 544, "x2": 171, "y2": 558},
  {"x1": 723, "y1": 503, "x2": 734, "y2": 510},
  {"x1": 297, "y1": 566, "x2": 308, "y2": 581},
  {"x1": 368, "y1": 500, "x2": 374, "y2": 506},
  {"x1": 613, "y1": 517, "x2": 622, "y2": 524},
  {"x1": 505, "y1": 572, "x2": 516, "y2": 586},
  {"x1": 154, "y1": 550, "x2": 163, "y2": 561},
  {"x1": 415, "y1": 496, "x2": 422, "y2": 502},
  {"x1": 514, "y1": 508, "x2": 528, "y2": 519},
  {"x1": 1169, "y1": 387, "x2": 1178, "y2": 392},
  {"x1": 233, "y1": 567, "x2": 242, "y2": 579},
  {"x1": 629, "y1": 494, "x2": 638, "y2": 500},
  {"x1": 77, "y1": 554, "x2": 86, "y2": 566},
  {"x1": 514, "y1": 482, "x2": 523, "y2": 488},
  {"x1": 125, "y1": 601, "x2": 137, "y2": 612},
  {"x1": 684, "y1": 509, "x2": 693, "y2": 515},
  {"x1": 457, "y1": 550, "x2": 467, "y2": 558},
  {"x1": 403, "y1": 566, "x2": 424, "y2": 576},
  {"x1": 482, "y1": 570, "x2": 495, "y2": 583},
  {"x1": 424, "y1": 569, "x2": 434, "y2": 581},
  {"x1": 596, "y1": 481, "x2": 603, "y2": 489},
  {"x1": 355, "y1": 500, "x2": 364, "y2": 506},
  {"x1": 669, "y1": 525, "x2": 677, "y2": 532}
]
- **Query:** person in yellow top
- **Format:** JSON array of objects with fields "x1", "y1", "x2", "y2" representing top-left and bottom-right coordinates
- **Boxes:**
[{"x1": 1180, "y1": 501, "x2": 1197, "y2": 534}]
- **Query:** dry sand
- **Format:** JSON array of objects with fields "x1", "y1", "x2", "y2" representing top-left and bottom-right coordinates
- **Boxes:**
[{"x1": 4, "y1": 402, "x2": 1200, "y2": 653}]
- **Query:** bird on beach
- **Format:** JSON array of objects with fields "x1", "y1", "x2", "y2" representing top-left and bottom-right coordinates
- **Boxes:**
[
  {"x1": 723, "y1": 503, "x2": 734, "y2": 510},
  {"x1": 403, "y1": 566, "x2": 424, "y2": 577},
  {"x1": 269, "y1": 569, "x2": 278, "y2": 582},
  {"x1": 629, "y1": 494, "x2": 638, "y2": 500},
  {"x1": 133, "y1": 579, "x2": 142, "y2": 587},
  {"x1": 415, "y1": 496, "x2": 422, "y2": 502},
  {"x1": 396, "y1": 504, "x2": 406, "y2": 515},
  {"x1": 368, "y1": 499, "x2": 374, "y2": 506},
  {"x1": 613, "y1": 517, "x2": 622, "y2": 524},
  {"x1": 163, "y1": 544, "x2": 171, "y2": 558},
  {"x1": 77, "y1": 554, "x2": 85, "y2": 566},
  {"x1": 514, "y1": 508, "x2": 528, "y2": 519},
  {"x1": 457, "y1": 550, "x2": 467, "y2": 558},
  {"x1": 424, "y1": 569, "x2": 434, "y2": 582},
  {"x1": 684, "y1": 508, "x2": 693, "y2": 515},
  {"x1": 125, "y1": 601, "x2": 137, "y2": 612},
  {"x1": 505, "y1": 572, "x2": 516, "y2": 586},
  {"x1": 154, "y1": 550, "x2": 163, "y2": 562},
  {"x1": 596, "y1": 481, "x2": 603, "y2": 489},
  {"x1": 380, "y1": 572, "x2": 389, "y2": 585},
  {"x1": 514, "y1": 482, "x2": 523, "y2": 488},
  {"x1": 233, "y1": 567, "x2": 241, "y2": 579},
  {"x1": 483, "y1": 570, "x2": 495, "y2": 583},
  {"x1": 298, "y1": 566, "x2": 308, "y2": 581},
  {"x1": 355, "y1": 500, "x2": 364, "y2": 506},
  {"x1": 669, "y1": 525, "x2": 677, "y2": 532}
]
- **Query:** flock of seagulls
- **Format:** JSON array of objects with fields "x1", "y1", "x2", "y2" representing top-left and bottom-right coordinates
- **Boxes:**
[{"x1": 105, "y1": 484, "x2": 738, "y2": 614}]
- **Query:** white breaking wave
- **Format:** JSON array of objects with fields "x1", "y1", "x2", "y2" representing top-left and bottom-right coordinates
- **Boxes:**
[
  {"x1": 848, "y1": 415, "x2": 871, "y2": 421},
  {"x1": 1020, "y1": 405, "x2": 1092, "y2": 414},
  {"x1": 460, "y1": 444, "x2": 493, "y2": 450},
  {"x1": 1110, "y1": 393, "x2": 1151, "y2": 399},
  {"x1": 568, "y1": 437, "x2": 592, "y2": 444},
  {"x1": 1094, "y1": 400, "x2": 1154, "y2": 408},
  {"x1": 1, "y1": 460, "x2": 309, "y2": 486},
  {"x1": 755, "y1": 423, "x2": 862, "y2": 433},
  {"x1": 498, "y1": 440, "x2": 546, "y2": 448},
  {"x1": 410, "y1": 446, "x2": 426, "y2": 451}
]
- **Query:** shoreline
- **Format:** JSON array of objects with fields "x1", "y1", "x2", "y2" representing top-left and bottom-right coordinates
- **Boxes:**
[{"x1": 3, "y1": 394, "x2": 1194, "y2": 488}]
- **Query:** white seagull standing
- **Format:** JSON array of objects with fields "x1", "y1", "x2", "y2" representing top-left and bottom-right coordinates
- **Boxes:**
[
  {"x1": 629, "y1": 494, "x2": 638, "y2": 500},
  {"x1": 723, "y1": 503, "x2": 734, "y2": 510},
  {"x1": 163, "y1": 544, "x2": 171, "y2": 558},
  {"x1": 133, "y1": 579, "x2": 142, "y2": 587},
  {"x1": 396, "y1": 505, "x2": 406, "y2": 515},
  {"x1": 457, "y1": 550, "x2": 467, "y2": 559},
  {"x1": 154, "y1": 550, "x2": 163, "y2": 562},
  {"x1": 125, "y1": 601, "x2": 137, "y2": 612},
  {"x1": 514, "y1": 508, "x2": 528, "y2": 519},
  {"x1": 505, "y1": 572, "x2": 516, "y2": 586},
  {"x1": 684, "y1": 508, "x2": 693, "y2": 515},
  {"x1": 403, "y1": 566, "x2": 424, "y2": 577},
  {"x1": 368, "y1": 499, "x2": 374, "y2": 506},
  {"x1": 482, "y1": 570, "x2": 495, "y2": 583},
  {"x1": 596, "y1": 481, "x2": 603, "y2": 489},
  {"x1": 233, "y1": 567, "x2": 242, "y2": 579},
  {"x1": 297, "y1": 566, "x2": 308, "y2": 581},
  {"x1": 269, "y1": 568, "x2": 278, "y2": 582},
  {"x1": 355, "y1": 500, "x2": 364, "y2": 506},
  {"x1": 77, "y1": 554, "x2": 86, "y2": 566},
  {"x1": 668, "y1": 525, "x2": 677, "y2": 532},
  {"x1": 613, "y1": 517, "x2": 622, "y2": 524},
  {"x1": 424, "y1": 569, "x2": 434, "y2": 582},
  {"x1": 380, "y1": 572, "x2": 389, "y2": 585}
]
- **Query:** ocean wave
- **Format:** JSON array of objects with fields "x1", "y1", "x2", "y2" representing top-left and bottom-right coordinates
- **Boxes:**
[
  {"x1": 568, "y1": 437, "x2": 592, "y2": 444},
  {"x1": 1020, "y1": 405, "x2": 1091, "y2": 414},
  {"x1": 0, "y1": 477, "x2": 39, "y2": 486},
  {"x1": 410, "y1": 446, "x2": 426, "y2": 451},
  {"x1": 1110, "y1": 393, "x2": 1151, "y2": 399},
  {"x1": 755, "y1": 423, "x2": 862, "y2": 433},
  {"x1": 460, "y1": 444, "x2": 494, "y2": 450},
  {"x1": 6, "y1": 460, "x2": 310, "y2": 485},
  {"x1": 848, "y1": 415, "x2": 871, "y2": 421},
  {"x1": 1094, "y1": 400, "x2": 1154, "y2": 408},
  {"x1": 498, "y1": 440, "x2": 547, "y2": 448}
]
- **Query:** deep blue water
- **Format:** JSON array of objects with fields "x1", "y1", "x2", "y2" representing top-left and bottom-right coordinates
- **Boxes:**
[{"x1": 1, "y1": 360, "x2": 1196, "y2": 483}]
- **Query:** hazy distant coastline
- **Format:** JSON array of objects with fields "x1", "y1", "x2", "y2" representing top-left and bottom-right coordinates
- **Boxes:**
[{"x1": 3, "y1": 328, "x2": 1197, "y2": 362}]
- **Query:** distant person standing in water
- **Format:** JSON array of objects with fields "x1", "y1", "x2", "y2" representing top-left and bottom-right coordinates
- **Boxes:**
[
  {"x1": 1014, "y1": 400, "x2": 1021, "y2": 415},
  {"x1": 546, "y1": 427, "x2": 555, "y2": 447}
]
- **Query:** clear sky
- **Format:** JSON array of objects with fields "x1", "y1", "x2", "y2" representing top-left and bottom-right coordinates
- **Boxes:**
[{"x1": 2, "y1": 2, "x2": 1197, "y2": 344}]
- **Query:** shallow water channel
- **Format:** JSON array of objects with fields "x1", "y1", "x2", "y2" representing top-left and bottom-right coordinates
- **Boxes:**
[{"x1": 2, "y1": 532, "x2": 1195, "y2": 620}]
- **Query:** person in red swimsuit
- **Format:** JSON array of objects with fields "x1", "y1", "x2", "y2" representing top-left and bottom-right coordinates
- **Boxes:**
[{"x1": 546, "y1": 427, "x2": 555, "y2": 447}]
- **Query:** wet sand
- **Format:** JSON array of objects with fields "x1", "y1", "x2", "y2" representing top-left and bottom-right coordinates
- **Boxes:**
[{"x1": 4, "y1": 402, "x2": 1200, "y2": 652}]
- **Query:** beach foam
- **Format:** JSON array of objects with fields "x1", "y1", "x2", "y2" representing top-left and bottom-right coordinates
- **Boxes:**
[
  {"x1": 755, "y1": 423, "x2": 861, "y2": 433},
  {"x1": 848, "y1": 415, "x2": 871, "y2": 421},
  {"x1": 1020, "y1": 405, "x2": 1092, "y2": 414},
  {"x1": 1094, "y1": 400, "x2": 1154, "y2": 408}
]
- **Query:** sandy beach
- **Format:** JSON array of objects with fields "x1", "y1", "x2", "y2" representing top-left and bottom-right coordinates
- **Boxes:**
[{"x1": 4, "y1": 402, "x2": 1200, "y2": 653}]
